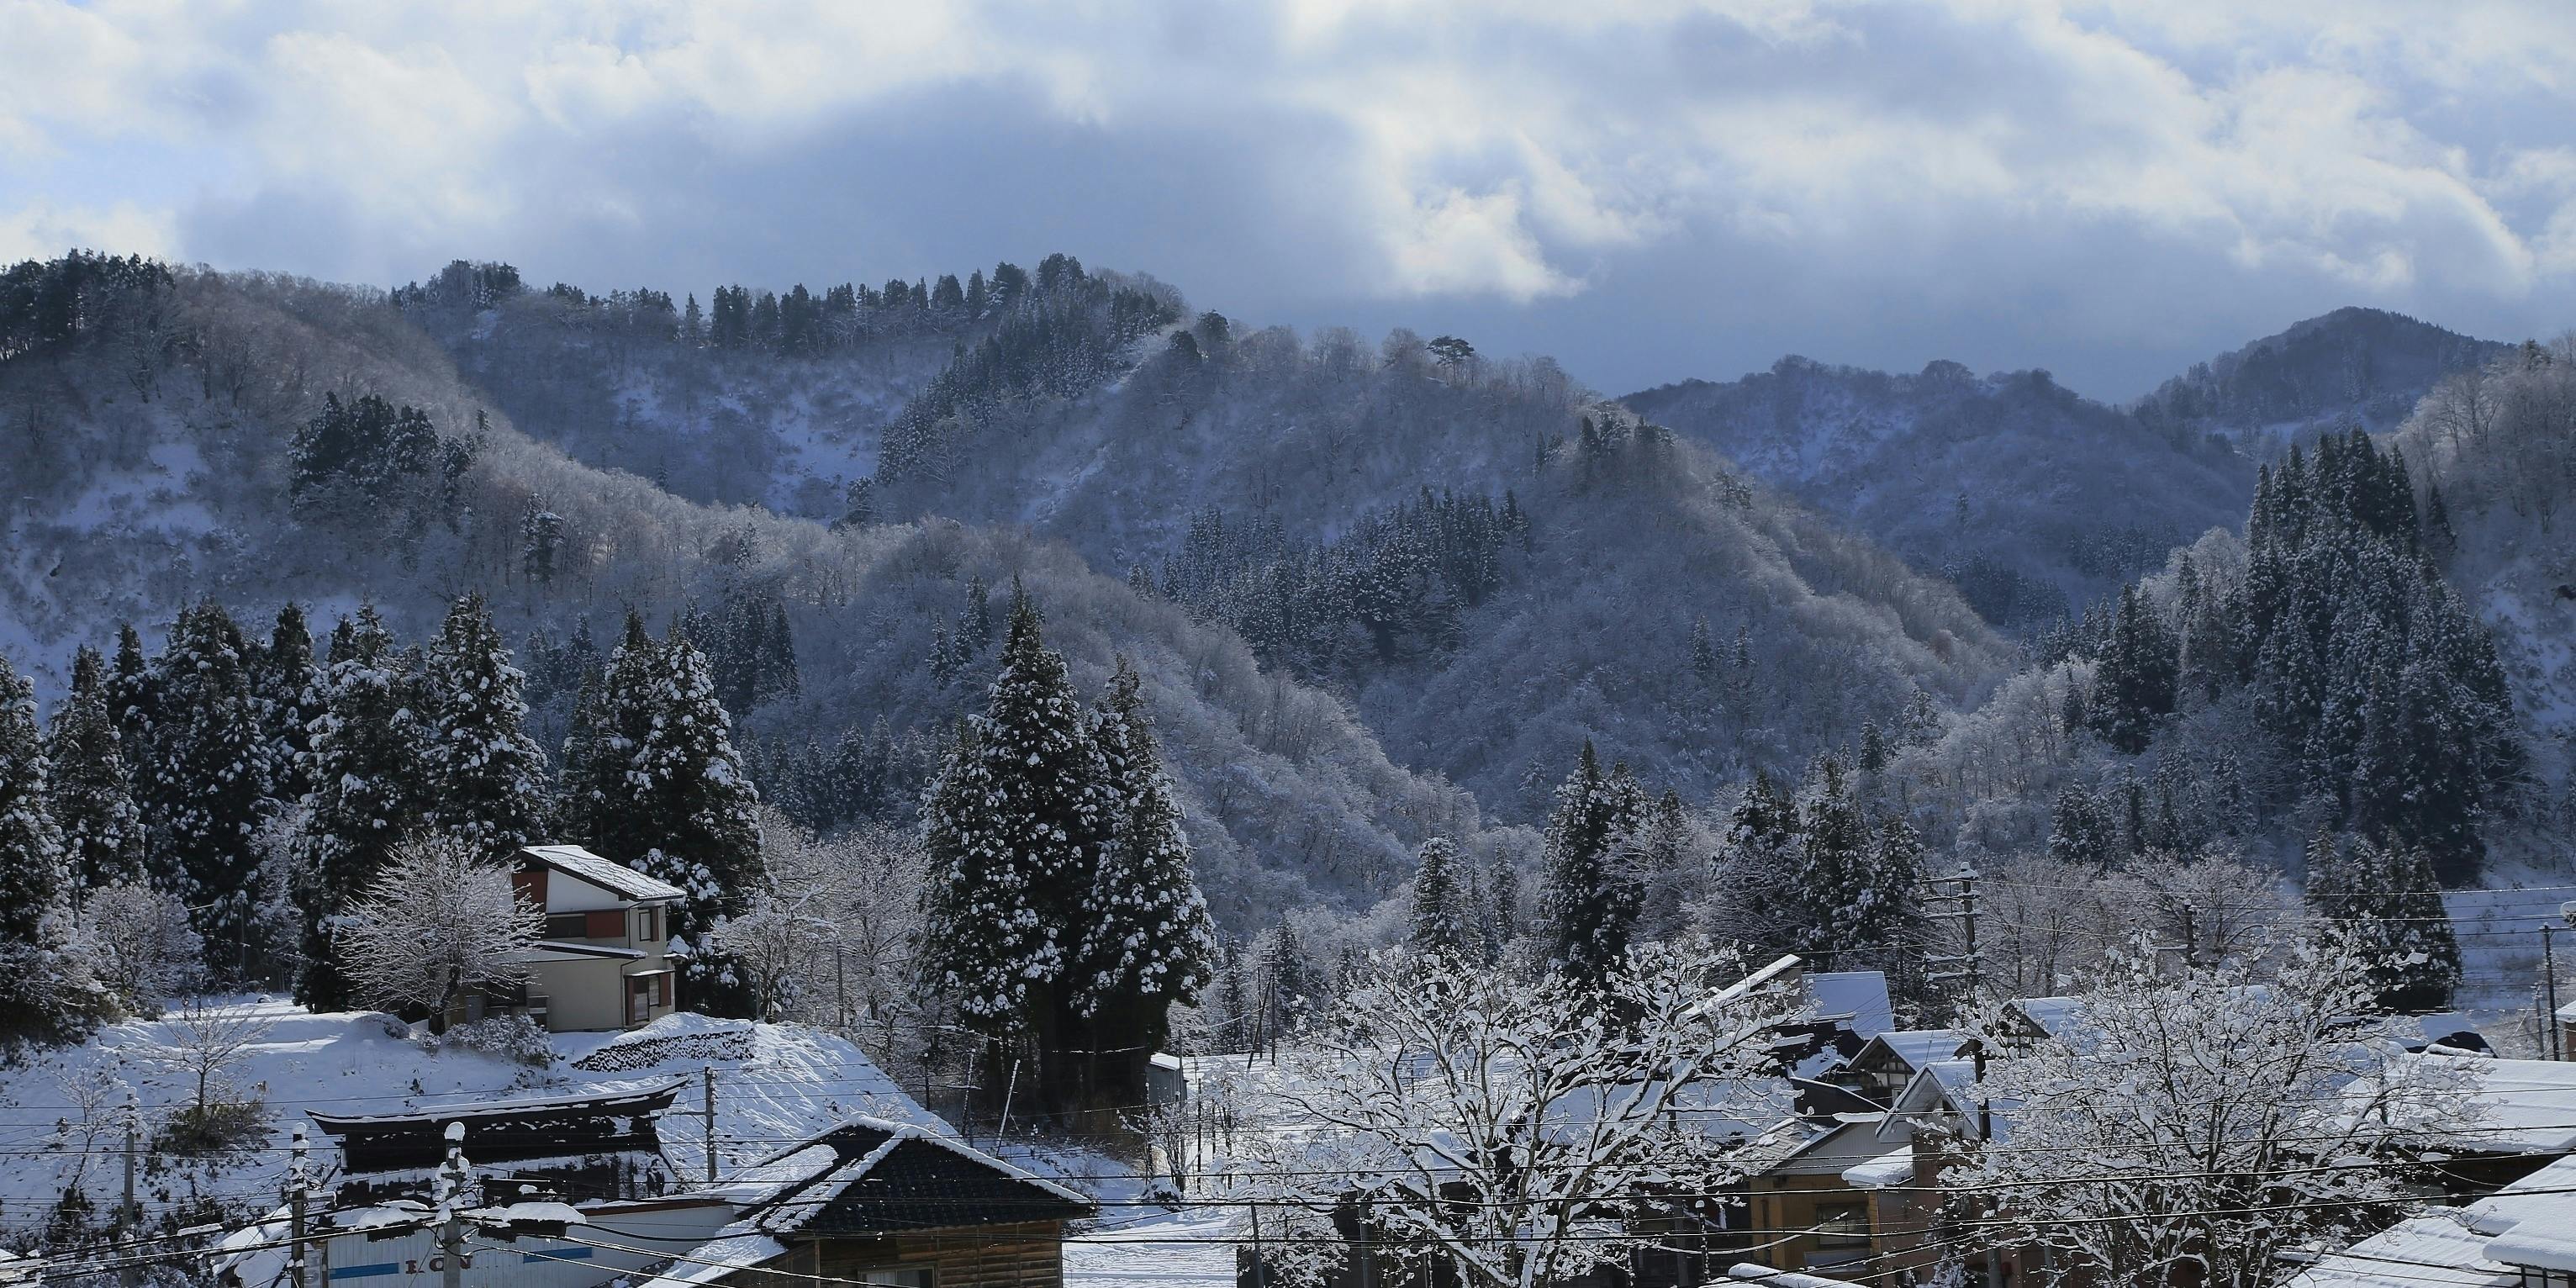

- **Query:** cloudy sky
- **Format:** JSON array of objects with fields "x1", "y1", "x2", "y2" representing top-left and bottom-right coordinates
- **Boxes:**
[{"x1": 6, "y1": 0, "x2": 2575, "y2": 399}]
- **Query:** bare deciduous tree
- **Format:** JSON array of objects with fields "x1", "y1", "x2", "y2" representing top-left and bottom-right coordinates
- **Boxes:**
[
  {"x1": 338, "y1": 835, "x2": 538, "y2": 1032},
  {"x1": 1218, "y1": 942, "x2": 1806, "y2": 1288}
]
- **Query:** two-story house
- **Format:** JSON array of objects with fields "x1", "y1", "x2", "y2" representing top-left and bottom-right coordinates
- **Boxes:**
[{"x1": 483, "y1": 843, "x2": 688, "y2": 1032}]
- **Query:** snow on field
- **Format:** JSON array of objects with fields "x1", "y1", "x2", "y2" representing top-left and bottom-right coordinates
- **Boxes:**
[
  {"x1": 1064, "y1": 1205, "x2": 1241, "y2": 1288},
  {"x1": 0, "y1": 1003, "x2": 948, "y2": 1244},
  {"x1": 2447, "y1": 881, "x2": 2576, "y2": 1051}
]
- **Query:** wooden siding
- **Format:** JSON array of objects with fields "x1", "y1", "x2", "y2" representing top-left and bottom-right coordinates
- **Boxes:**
[{"x1": 728, "y1": 1222, "x2": 1069, "y2": 1288}]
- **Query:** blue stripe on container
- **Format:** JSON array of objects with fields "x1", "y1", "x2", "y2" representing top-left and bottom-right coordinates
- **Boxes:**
[
  {"x1": 525, "y1": 1247, "x2": 594, "y2": 1263},
  {"x1": 330, "y1": 1264, "x2": 404, "y2": 1280}
]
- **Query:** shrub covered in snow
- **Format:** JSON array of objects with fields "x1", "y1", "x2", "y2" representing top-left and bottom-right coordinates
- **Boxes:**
[{"x1": 429, "y1": 1014, "x2": 552, "y2": 1067}]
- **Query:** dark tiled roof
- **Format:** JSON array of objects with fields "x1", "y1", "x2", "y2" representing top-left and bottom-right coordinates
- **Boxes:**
[{"x1": 757, "y1": 1122, "x2": 1095, "y2": 1237}]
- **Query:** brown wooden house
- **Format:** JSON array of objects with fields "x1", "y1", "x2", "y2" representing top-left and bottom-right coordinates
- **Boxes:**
[{"x1": 645, "y1": 1117, "x2": 1096, "y2": 1288}]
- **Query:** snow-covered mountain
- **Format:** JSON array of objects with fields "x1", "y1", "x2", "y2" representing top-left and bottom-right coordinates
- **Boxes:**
[
  {"x1": 2134, "y1": 306, "x2": 2507, "y2": 451},
  {"x1": 0, "y1": 267, "x2": 1500, "y2": 928},
  {"x1": 1621, "y1": 357, "x2": 2255, "y2": 629}
]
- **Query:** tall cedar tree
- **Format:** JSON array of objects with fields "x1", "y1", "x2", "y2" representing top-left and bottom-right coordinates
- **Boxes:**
[
  {"x1": 921, "y1": 589, "x2": 1113, "y2": 1103},
  {"x1": 1723, "y1": 770, "x2": 1805, "y2": 955},
  {"x1": 293, "y1": 607, "x2": 425, "y2": 1011},
  {"x1": 47, "y1": 647, "x2": 146, "y2": 891},
  {"x1": 1074, "y1": 658, "x2": 1218, "y2": 1109},
  {"x1": 1408, "y1": 836, "x2": 1477, "y2": 960},
  {"x1": 1539, "y1": 742, "x2": 1649, "y2": 987},
  {"x1": 2303, "y1": 829, "x2": 2461, "y2": 1011},
  {"x1": 561, "y1": 613, "x2": 763, "y2": 1011},
  {"x1": 421, "y1": 594, "x2": 550, "y2": 856},
  {"x1": 146, "y1": 602, "x2": 277, "y2": 981},
  {"x1": 2087, "y1": 584, "x2": 2178, "y2": 753},
  {"x1": 257, "y1": 604, "x2": 322, "y2": 800},
  {"x1": 0, "y1": 652, "x2": 105, "y2": 1043}
]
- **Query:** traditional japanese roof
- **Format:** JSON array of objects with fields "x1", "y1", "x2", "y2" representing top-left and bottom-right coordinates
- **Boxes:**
[
  {"x1": 1804, "y1": 973, "x2": 1894, "y2": 1040},
  {"x1": 736, "y1": 1116, "x2": 1094, "y2": 1238},
  {"x1": 2466, "y1": 1155, "x2": 2576, "y2": 1271},
  {"x1": 2412, "y1": 1054, "x2": 2576, "y2": 1156},
  {"x1": 1841, "y1": 1146, "x2": 1913, "y2": 1189},
  {"x1": 2287, "y1": 1216, "x2": 2515, "y2": 1288},
  {"x1": 309, "y1": 1082, "x2": 684, "y2": 1175},
  {"x1": 1847, "y1": 1028, "x2": 1970, "y2": 1075},
  {"x1": 1725, "y1": 1264, "x2": 1871, "y2": 1288},
  {"x1": 520, "y1": 844, "x2": 687, "y2": 903}
]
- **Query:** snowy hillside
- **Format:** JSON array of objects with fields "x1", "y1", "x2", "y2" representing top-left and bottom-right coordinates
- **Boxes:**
[
  {"x1": 2135, "y1": 306, "x2": 2507, "y2": 451},
  {"x1": 0, "y1": 1004, "x2": 938, "y2": 1248},
  {"x1": 1622, "y1": 357, "x2": 2255, "y2": 631},
  {"x1": 0, "y1": 267, "x2": 1502, "y2": 926},
  {"x1": 853, "y1": 335, "x2": 2019, "y2": 817}
]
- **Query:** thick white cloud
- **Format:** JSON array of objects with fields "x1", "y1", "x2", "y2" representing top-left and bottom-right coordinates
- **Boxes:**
[{"x1": 2, "y1": 0, "x2": 2571, "y2": 394}]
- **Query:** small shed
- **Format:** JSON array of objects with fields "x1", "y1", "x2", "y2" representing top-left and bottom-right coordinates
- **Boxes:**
[{"x1": 308, "y1": 1082, "x2": 684, "y2": 1205}]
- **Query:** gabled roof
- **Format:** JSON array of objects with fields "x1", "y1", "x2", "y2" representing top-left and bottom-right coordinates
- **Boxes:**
[
  {"x1": 735, "y1": 1116, "x2": 1094, "y2": 1237},
  {"x1": 520, "y1": 844, "x2": 686, "y2": 903},
  {"x1": 2287, "y1": 1216, "x2": 2514, "y2": 1288},
  {"x1": 1804, "y1": 973, "x2": 1894, "y2": 1041},
  {"x1": 1846, "y1": 1029, "x2": 1969, "y2": 1076}
]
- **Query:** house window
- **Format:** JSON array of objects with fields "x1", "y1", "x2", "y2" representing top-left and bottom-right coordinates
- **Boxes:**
[
  {"x1": 544, "y1": 912, "x2": 589, "y2": 940},
  {"x1": 849, "y1": 1270, "x2": 932, "y2": 1288},
  {"x1": 636, "y1": 907, "x2": 658, "y2": 942},
  {"x1": 1811, "y1": 1201, "x2": 1871, "y2": 1248}
]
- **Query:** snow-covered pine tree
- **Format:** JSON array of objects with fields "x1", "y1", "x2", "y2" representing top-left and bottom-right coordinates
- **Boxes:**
[
  {"x1": 0, "y1": 651, "x2": 107, "y2": 1044},
  {"x1": 145, "y1": 602, "x2": 278, "y2": 982},
  {"x1": 921, "y1": 588, "x2": 1111, "y2": 1098},
  {"x1": 46, "y1": 646, "x2": 146, "y2": 893},
  {"x1": 1486, "y1": 855, "x2": 1522, "y2": 961},
  {"x1": 107, "y1": 623, "x2": 156, "y2": 789},
  {"x1": 1771, "y1": 757, "x2": 1888, "y2": 963},
  {"x1": 599, "y1": 624, "x2": 764, "y2": 1013},
  {"x1": 293, "y1": 605, "x2": 425, "y2": 1011},
  {"x1": 256, "y1": 604, "x2": 321, "y2": 801},
  {"x1": 1408, "y1": 836, "x2": 1477, "y2": 960},
  {"x1": 554, "y1": 611, "x2": 652, "y2": 847},
  {"x1": 2047, "y1": 781, "x2": 2114, "y2": 869},
  {"x1": 2087, "y1": 584, "x2": 2178, "y2": 754},
  {"x1": 1074, "y1": 657, "x2": 1217, "y2": 1111},
  {"x1": 2303, "y1": 829, "x2": 2461, "y2": 1011},
  {"x1": 960, "y1": 574, "x2": 993, "y2": 652},
  {"x1": 1539, "y1": 742, "x2": 1649, "y2": 987},
  {"x1": 1688, "y1": 615, "x2": 1716, "y2": 683},
  {"x1": 420, "y1": 593, "x2": 549, "y2": 856}
]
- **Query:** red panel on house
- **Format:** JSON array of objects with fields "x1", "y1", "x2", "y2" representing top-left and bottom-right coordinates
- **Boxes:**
[
  {"x1": 511, "y1": 867, "x2": 546, "y2": 913},
  {"x1": 586, "y1": 909, "x2": 626, "y2": 939}
]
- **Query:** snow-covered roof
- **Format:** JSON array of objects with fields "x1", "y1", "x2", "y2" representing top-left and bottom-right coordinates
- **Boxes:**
[
  {"x1": 1841, "y1": 1147, "x2": 1913, "y2": 1189},
  {"x1": 520, "y1": 844, "x2": 686, "y2": 903},
  {"x1": 1852, "y1": 1029, "x2": 1969, "y2": 1074},
  {"x1": 2287, "y1": 1216, "x2": 2515, "y2": 1288},
  {"x1": 520, "y1": 939, "x2": 650, "y2": 961},
  {"x1": 1804, "y1": 973, "x2": 1894, "y2": 1040},
  {"x1": 2465, "y1": 1155, "x2": 2576, "y2": 1271},
  {"x1": 1724, "y1": 1264, "x2": 1871, "y2": 1288},
  {"x1": 2005, "y1": 996, "x2": 2084, "y2": 1039},
  {"x1": 1880, "y1": 1059, "x2": 2019, "y2": 1143},
  {"x1": 2420, "y1": 1055, "x2": 2576, "y2": 1155},
  {"x1": 627, "y1": 1232, "x2": 788, "y2": 1288}
]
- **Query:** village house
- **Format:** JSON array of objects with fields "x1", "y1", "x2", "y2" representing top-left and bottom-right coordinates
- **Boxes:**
[
  {"x1": 474, "y1": 844, "x2": 687, "y2": 1032},
  {"x1": 640, "y1": 1117, "x2": 1098, "y2": 1288},
  {"x1": 2290, "y1": 1153, "x2": 2576, "y2": 1288}
]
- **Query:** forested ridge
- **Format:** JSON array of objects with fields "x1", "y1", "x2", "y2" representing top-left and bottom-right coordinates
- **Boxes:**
[{"x1": 0, "y1": 247, "x2": 2566, "y2": 1069}]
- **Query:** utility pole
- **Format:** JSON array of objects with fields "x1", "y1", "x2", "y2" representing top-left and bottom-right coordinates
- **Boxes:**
[
  {"x1": 433, "y1": 1123, "x2": 469, "y2": 1288},
  {"x1": 702, "y1": 1065, "x2": 720, "y2": 1184},
  {"x1": 2182, "y1": 901, "x2": 2200, "y2": 969},
  {"x1": 1921, "y1": 868, "x2": 1982, "y2": 1021},
  {"x1": 287, "y1": 1123, "x2": 312, "y2": 1288},
  {"x1": 2545, "y1": 925, "x2": 2562, "y2": 1061},
  {"x1": 119, "y1": 1091, "x2": 140, "y2": 1288}
]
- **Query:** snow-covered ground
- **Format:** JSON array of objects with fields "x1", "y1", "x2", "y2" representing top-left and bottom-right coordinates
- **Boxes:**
[{"x1": 0, "y1": 1002, "x2": 945, "y2": 1246}]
